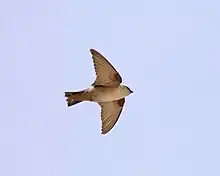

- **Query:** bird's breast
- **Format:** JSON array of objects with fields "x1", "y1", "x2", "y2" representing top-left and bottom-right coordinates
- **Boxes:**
[{"x1": 92, "y1": 87, "x2": 125, "y2": 102}]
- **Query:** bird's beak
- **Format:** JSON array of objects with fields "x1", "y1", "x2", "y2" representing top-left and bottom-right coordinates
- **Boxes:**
[{"x1": 131, "y1": 90, "x2": 134, "y2": 93}]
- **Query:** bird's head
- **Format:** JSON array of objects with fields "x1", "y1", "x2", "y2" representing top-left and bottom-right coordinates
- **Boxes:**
[{"x1": 121, "y1": 85, "x2": 134, "y2": 95}]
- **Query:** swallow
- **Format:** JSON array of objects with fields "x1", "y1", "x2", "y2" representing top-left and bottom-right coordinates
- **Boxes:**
[{"x1": 65, "y1": 49, "x2": 133, "y2": 135}]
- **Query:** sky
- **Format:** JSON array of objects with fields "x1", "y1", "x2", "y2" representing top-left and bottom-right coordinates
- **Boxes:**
[{"x1": 1, "y1": 0, "x2": 220, "y2": 175}]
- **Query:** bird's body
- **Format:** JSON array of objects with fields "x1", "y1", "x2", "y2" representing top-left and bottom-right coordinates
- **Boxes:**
[
  {"x1": 66, "y1": 85, "x2": 131, "y2": 103},
  {"x1": 92, "y1": 85, "x2": 131, "y2": 102},
  {"x1": 65, "y1": 49, "x2": 133, "y2": 135}
]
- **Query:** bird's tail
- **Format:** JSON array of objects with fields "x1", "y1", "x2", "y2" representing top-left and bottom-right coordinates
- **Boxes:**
[
  {"x1": 64, "y1": 90, "x2": 92, "y2": 107},
  {"x1": 65, "y1": 91, "x2": 83, "y2": 107}
]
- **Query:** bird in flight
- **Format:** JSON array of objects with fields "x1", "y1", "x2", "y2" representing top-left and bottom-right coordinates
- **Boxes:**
[{"x1": 65, "y1": 49, "x2": 133, "y2": 135}]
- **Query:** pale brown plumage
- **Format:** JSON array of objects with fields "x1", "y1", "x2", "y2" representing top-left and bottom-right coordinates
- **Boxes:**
[
  {"x1": 65, "y1": 49, "x2": 132, "y2": 135},
  {"x1": 90, "y1": 49, "x2": 122, "y2": 87},
  {"x1": 90, "y1": 49, "x2": 125, "y2": 134},
  {"x1": 98, "y1": 98, "x2": 125, "y2": 134}
]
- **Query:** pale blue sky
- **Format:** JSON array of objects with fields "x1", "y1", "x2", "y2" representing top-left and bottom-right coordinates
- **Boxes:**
[{"x1": 1, "y1": 0, "x2": 220, "y2": 175}]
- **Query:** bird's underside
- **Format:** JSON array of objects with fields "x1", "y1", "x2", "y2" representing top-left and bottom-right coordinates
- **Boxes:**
[{"x1": 65, "y1": 49, "x2": 127, "y2": 135}]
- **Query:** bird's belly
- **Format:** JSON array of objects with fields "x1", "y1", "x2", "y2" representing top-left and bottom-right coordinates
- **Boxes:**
[{"x1": 93, "y1": 90, "x2": 124, "y2": 102}]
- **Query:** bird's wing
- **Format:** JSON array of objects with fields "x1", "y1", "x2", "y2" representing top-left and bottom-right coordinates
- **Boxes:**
[
  {"x1": 90, "y1": 49, "x2": 122, "y2": 86},
  {"x1": 98, "y1": 98, "x2": 125, "y2": 134}
]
